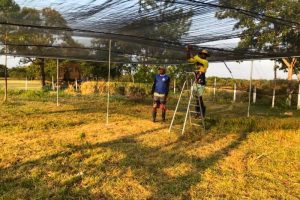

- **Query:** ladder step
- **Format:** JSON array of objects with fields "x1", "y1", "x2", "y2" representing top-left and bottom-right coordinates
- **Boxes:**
[
  {"x1": 189, "y1": 111, "x2": 201, "y2": 114},
  {"x1": 171, "y1": 127, "x2": 184, "y2": 131},
  {"x1": 191, "y1": 123, "x2": 202, "y2": 127}
]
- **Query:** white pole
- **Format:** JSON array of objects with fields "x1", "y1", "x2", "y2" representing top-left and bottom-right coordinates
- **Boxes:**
[
  {"x1": 52, "y1": 76, "x2": 54, "y2": 90},
  {"x1": 25, "y1": 76, "x2": 28, "y2": 91},
  {"x1": 297, "y1": 83, "x2": 300, "y2": 110},
  {"x1": 247, "y1": 60, "x2": 254, "y2": 117},
  {"x1": 253, "y1": 86, "x2": 257, "y2": 104},
  {"x1": 56, "y1": 59, "x2": 59, "y2": 107},
  {"x1": 3, "y1": 32, "x2": 8, "y2": 102},
  {"x1": 213, "y1": 77, "x2": 216, "y2": 101},
  {"x1": 233, "y1": 83, "x2": 237, "y2": 103},
  {"x1": 173, "y1": 79, "x2": 176, "y2": 94},
  {"x1": 272, "y1": 61, "x2": 277, "y2": 108},
  {"x1": 272, "y1": 88, "x2": 276, "y2": 108},
  {"x1": 75, "y1": 78, "x2": 78, "y2": 91},
  {"x1": 106, "y1": 40, "x2": 112, "y2": 125}
]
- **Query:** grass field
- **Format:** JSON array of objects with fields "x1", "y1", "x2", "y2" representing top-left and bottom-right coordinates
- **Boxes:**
[
  {"x1": 0, "y1": 79, "x2": 41, "y2": 90},
  {"x1": 0, "y1": 92, "x2": 300, "y2": 199}
]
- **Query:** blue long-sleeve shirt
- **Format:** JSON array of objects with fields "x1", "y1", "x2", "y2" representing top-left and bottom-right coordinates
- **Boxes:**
[{"x1": 151, "y1": 74, "x2": 170, "y2": 96}]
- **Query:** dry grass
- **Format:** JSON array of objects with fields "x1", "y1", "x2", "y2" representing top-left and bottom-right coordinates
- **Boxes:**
[
  {"x1": 0, "y1": 79, "x2": 41, "y2": 90},
  {"x1": 0, "y1": 93, "x2": 299, "y2": 199}
]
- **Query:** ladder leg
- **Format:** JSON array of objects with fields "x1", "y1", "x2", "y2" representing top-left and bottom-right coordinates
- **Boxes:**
[
  {"x1": 182, "y1": 85, "x2": 193, "y2": 135},
  {"x1": 169, "y1": 81, "x2": 187, "y2": 133},
  {"x1": 197, "y1": 94, "x2": 206, "y2": 131}
]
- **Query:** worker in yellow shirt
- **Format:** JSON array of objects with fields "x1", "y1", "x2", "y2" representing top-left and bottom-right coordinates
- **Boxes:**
[{"x1": 187, "y1": 46, "x2": 210, "y2": 118}]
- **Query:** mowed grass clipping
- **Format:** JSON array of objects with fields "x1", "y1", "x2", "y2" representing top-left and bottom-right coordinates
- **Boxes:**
[{"x1": 0, "y1": 94, "x2": 299, "y2": 200}]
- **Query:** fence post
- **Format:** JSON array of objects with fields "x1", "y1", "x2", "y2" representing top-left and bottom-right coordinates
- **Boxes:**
[
  {"x1": 247, "y1": 60, "x2": 254, "y2": 117},
  {"x1": 75, "y1": 78, "x2": 78, "y2": 91},
  {"x1": 233, "y1": 83, "x2": 237, "y2": 103},
  {"x1": 56, "y1": 59, "x2": 59, "y2": 107},
  {"x1": 272, "y1": 60, "x2": 277, "y2": 108},
  {"x1": 52, "y1": 76, "x2": 55, "y2": 90},
  {"x1": 106, "y1": 39, "x2": 112, "y2": 125},
  {"x1": 297, "y1": 83, "x2": 300, "y2": 110},
  {"x1": 253, "y1": 86, "x2": 257, "y2": 104},
  {"x1": 272, "y1": 88, "x2": 276, "y2": 108},
  {"x1": 174, "y1": 79, "x2": 176, "y2": 94}
]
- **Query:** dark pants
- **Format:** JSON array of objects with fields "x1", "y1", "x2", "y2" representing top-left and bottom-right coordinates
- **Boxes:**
[{"x1": 195, "y1": 96, "x2": 206, "y2": 117}]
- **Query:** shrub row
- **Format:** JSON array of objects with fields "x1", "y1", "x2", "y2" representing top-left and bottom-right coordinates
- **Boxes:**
[{"x1": 80, "y1": 81, "x2": 152, "y2": 98}]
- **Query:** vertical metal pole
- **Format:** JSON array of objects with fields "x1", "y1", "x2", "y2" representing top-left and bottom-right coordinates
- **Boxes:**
[
  {"x1": 56, "y1": 59, "x2": 59, "y2": 107},
  {"x1": 173, "y1": 79, "x2": 176, "y2": 94},
  {"x1": 272, "y1": 61, "x2": 277, "y2": 108},
  {"x1": 75, "y1": 78, "x2": 78, "y2": 91},
  {"x1": 213, "y1": 77, "x2": 216, "y2": 101},
  {"x1": 297, "y1": 83, "x2": 300, "y2": 110},
  {"x1": 169, "y1": 81, "x2": 186, "y2": 133},
  {"x1": 272, "y1": 88, "x2": 276, "y2": 108},
  {"x1": 247, "y1": 60, "x2": 254, "y2": 117},
  {"x1": 189, "y1": 79, "x2": 193, "y2": 125},
  {"x1": 106, "y1": 40, "x2": 112, "y2": 125},
  {"x1": 3, "y1": 32, "x2": 8, "y2": 102},
  {"x1": 52, "y1": 76, "x2": 54, "y2": 90},
  {"x1": 233, "y1": 83, "x2": 237, "y2": 103},
  {"x1": 253, "y1": 86, "x2": 257, "y2": 104}
]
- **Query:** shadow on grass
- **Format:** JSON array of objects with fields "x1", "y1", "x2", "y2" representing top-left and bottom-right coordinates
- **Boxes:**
[{"x1": 0, "y1": 124, "x2": 250, "y2": 199}]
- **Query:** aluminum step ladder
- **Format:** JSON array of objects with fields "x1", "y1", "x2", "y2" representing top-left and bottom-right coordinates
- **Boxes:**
[{"x1": 169, "y1": 77, "x2": 206, "y2": 135}]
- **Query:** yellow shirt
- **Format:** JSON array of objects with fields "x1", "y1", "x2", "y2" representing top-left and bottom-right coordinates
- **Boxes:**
[{"x1": 188, "y1": 55, "x2": 209, "y2": 73}]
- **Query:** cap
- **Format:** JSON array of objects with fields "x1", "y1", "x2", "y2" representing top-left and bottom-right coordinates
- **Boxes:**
[{"x1": 199, "y1": 49, "x2": 210, "y2": 57}]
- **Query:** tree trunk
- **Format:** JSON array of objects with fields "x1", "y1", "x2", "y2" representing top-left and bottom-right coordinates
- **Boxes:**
[
  {"x1": 39, "y1": 58, "x2": 46, "y2": 87},
  {"x1": 282, "y1": 58, "x2": 296, "y2": 107},
  {"x1": 287, "y1": 66, "x2": 293, "y2": 81}
]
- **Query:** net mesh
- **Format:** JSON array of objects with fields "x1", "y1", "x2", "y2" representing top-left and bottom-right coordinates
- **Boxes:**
[{"x1": 0, "y1": 0, "x2": 299, "y2": 63}]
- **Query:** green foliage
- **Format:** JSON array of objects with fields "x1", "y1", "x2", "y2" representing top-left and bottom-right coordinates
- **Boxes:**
[
  {"x1": 128, "y1": 86, "x2": 146, "y2": 99},
  {"x1": 217, "y1": 0, "x2": 300, "y2": 75},
  {"x1": 0, "y1": 65, "x2": 5, "y2": 77},
  {"x1": 79, "y1": 132, "x2": 86, "y2": 140},
  {"x1": 8, "y1": 66, "x2": 27, "y2": 79},
  {"x1": 115, "y1": 86, "x2": 126, "y2": 96}
]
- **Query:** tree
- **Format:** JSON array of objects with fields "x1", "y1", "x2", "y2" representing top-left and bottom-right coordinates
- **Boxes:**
[
  {"x1": 0, "y1": 65, "x2": 6, "y2": 77},
  {"x1": 216, "y1": 0, "x2": 300, "y2": 81},
  {"x1": 0, "y1": 0, "x2": 80, "y2": 88},
  {"x1": 0, "y1": 0, "x2": 20, "y2": 101},
  {"x1": 16, "y1": 7, "x2": 77, "y2": 87},
  {"x1": 91, "y1": 0, "x2": 193, "y2": 78}
]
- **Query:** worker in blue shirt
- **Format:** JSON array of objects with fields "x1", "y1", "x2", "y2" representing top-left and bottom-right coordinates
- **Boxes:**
[{"x1": 151, "y1": 66, "x2": 170, "y2": 122}]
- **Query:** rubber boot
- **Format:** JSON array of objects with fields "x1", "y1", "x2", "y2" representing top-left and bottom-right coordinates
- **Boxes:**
[
  {"x1": 162, "y1": 110, "x2": 166, "y2": 122},
  {"x1": 152, "y1": 111, "x2": 157, "y2": 122}
]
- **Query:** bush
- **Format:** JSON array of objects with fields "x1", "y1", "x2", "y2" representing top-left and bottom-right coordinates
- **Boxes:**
[
  {"x1": 21, "y1": 90, "x2": 49, "y2": 99},
  {"x1": 128, "y1": 86, "x2": 146, "y2": 99},
  {"x1": 65, "y1": 84, "x2": 76, "y2": 95},
  {"x1": 81, "y1": 81, "x2": 98, "y2": 95},
  {"x1": 116, "y1": 86, "x2": 126, "y2": 95}
]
